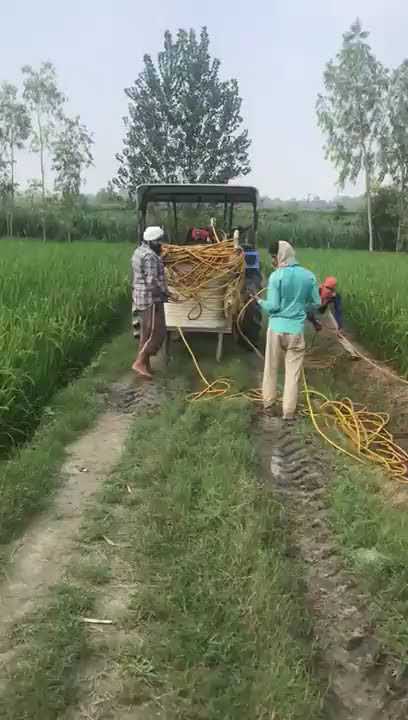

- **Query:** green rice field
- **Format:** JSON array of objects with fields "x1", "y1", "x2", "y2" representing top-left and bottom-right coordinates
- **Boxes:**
[
  {"x1": 0, "y1": 240, "x2": 131, "y2": 448},
  {"x1": 1, "y1": 240, "x2": 407, "y2": 450},
  {"x1": 299, "y1": 249, "x2": 408, "y2": 375}
]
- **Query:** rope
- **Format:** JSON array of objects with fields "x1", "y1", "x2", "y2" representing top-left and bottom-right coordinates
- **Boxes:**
[
  {"x1": 303, "y1": 373, "x2": 408, "y2": 481},
  {"x1": 162, "y1": 239, "x2": 245, "y2": 310},
  {"x1": 163, "y1": 238, "x2": 408, "y2": 481},
  {"x1": 177, "y1": 295, "x2": 408, "y2": 481}
]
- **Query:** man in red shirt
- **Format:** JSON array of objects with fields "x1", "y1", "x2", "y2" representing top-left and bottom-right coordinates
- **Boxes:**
[{"x1": 308, "y1": 276, "x2": 359, "y2": 358}]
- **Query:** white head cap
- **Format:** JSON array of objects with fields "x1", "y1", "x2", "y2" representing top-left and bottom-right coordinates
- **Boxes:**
[{"x1": 143, "y1": 226, "x2": 164, "y2": 243}]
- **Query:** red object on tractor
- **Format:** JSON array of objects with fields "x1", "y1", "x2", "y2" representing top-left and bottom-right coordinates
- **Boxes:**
[{"x1": 191, "y1": 227, "x2": 212, "y2": 243}]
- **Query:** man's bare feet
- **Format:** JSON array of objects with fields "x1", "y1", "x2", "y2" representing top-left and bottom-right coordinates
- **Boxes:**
[{"x1": 132, "y1": 360, "x2": 153, "y2": 380}]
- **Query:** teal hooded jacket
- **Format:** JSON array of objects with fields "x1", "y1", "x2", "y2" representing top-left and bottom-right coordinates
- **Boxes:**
[{"x1": 259, "y1": 259, "x2": 320, "y2": 335}]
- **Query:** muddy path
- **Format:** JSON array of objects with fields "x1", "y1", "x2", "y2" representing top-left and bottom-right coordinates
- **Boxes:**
[
  {"x1": 258, "y1": 411, "x2": 408, "y2": 719},
  {"x1": 260, "y1": 329, "x2": 408, "y2": 718},
  {"x1": 0, "y1": 377, "x2": 162, "y2": 692}
]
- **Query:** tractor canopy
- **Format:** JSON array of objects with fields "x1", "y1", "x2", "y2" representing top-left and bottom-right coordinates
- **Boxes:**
[{"x1": 136, "y1": 183, "x2": 259, "y2": 246}]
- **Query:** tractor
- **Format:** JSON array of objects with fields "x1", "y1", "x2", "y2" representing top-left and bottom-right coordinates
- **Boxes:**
[{"x1": 135, "y1": 184, "x2": 264, "y2": 358}]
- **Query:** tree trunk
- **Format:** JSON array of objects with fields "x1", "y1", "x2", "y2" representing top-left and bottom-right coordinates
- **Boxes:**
[
  {"x1": 10, "y1": 142, "x2": 14, "y2": 238},
  {"x1": 365, "y1": 166, "x2": 374, "y2": 252},
  {"x1": 396, "y1": 220, "x2": 402, "y2": 252},
  {"x1": 38, "y1": 114, "x2": 47, "y2": 242},
  {"x1": 396, "y1": 182, "x2": 405, "y2": 252}
]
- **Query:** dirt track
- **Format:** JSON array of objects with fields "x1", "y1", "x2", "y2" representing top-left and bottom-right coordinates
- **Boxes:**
[
  {"x1": 259, "y1": 410, "x2": 408, "y2": 719},
  {"x1": 2, "y1": 331, "x2": 408, "y2": 718}
]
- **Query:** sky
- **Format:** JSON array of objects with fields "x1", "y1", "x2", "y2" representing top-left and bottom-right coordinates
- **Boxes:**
[{"x1": 1, "y1": 0, "x2": 407, "y2": 199}]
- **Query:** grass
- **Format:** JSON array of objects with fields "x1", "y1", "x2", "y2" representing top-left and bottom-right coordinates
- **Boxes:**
[
  {"x1": 0, "y1": 239, "x2": 132, "y2": 448},
  {"x1": 0, "y1": 340, "x2": 325, "y2": 718},
  {"x1": 1, "y1": 205, "x2": 365, "y2": 247},
  {"x1": 0, "y1": 328, "x2": 135, "y2": 553},
  {"x1": 328, "y1": 457, "x2": 408, "y2": 662},
  {"x1": 0, "y1": 583, "x2": 94, "y2": 720},
  {"x1": 299, "y1": 248, "x2": 408, "y2": 377},
  {"x1": 260, "y1": 246, "x2": 408, "y2": 378},
  {"x1": 71, "y1": 343, "x2": 325, "y2": 719},
  {"x1": 301, "y1": 358, "x2": 408, "y2": 667}
]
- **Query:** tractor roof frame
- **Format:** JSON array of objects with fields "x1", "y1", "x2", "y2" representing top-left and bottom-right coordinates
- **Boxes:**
[
  {"x1": 136, "y1": 183, "x2": 259, "y2": 208},
  {"x1": 136, "y1": 183, "x2": 259, "y2": 237}
]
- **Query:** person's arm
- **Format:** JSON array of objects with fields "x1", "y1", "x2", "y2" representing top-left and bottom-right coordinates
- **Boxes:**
[
  {"x1": 309, "y1": 276, "x2": 321, "y2": 309},
  {"x1": 143, "y1": 254, "x2": 167, "y2": 302},
  {"x1": 307, "y1": 311, "x2": 322, "y2": 331},
  {"x1": 258, "y1": 272, "x2": 281, "y2": 315}
]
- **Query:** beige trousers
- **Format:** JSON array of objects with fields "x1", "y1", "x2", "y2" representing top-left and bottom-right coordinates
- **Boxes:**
[
  {"x1": 320, "y1": 309, "x2": 358, "y2": 357},
  {"x1": 262, "y1": 329, "x2": 305, "y2": 418}
]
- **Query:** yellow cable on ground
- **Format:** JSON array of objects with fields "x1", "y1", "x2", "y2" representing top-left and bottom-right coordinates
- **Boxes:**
[
  {"x1": 179, "y1": 299, "x2": 408, "y2": 481},
  {"x1": 178, "y1": 327, "x2": 232, "y2": 401},
  {"x1": 302, "y1": 371, "x2": 408, "y2": 481},
  {"x1": 167, "y1": 238, "x2": 408, "y2": 481}
]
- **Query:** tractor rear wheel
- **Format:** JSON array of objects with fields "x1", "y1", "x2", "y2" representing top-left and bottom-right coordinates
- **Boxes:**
[
  {"x1": 238, "y1": 298, "x2": 263, "y2": 350},
  {"x1": 237, "y1": 269, "x2": 264, "y2": 350}
]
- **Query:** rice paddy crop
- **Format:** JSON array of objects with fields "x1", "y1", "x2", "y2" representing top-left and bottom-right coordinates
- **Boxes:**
[
  {"x1": 0, "y1": 240, "x2": 131, "y2": 448},
  {"x1": 264, "y1": 248, "x2": 408, "y2": 377},
  {"x1": 2, "y1": 238, "x2": 407, "y2": 452}
]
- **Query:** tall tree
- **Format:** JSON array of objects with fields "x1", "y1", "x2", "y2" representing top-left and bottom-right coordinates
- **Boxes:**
[
  {"x1": 22, "y1": 61, "x2": 65, "y2": 240},
  {"x1": 380, "y1": 60, "x2": 408, "y2": 250},
  {"x1": 52, "y1": 115, "x2": 93, "y2": 242},
  {"x1": 52, "y1": 115, "x2": 93, "y2": 199},
  {"x1": 115, "y1": 27, "x2": 251, "y2": 197},
  {"x1": 316, "y1": 19, "x2": 388, "y2": 251},
  {"x1": 0, "y1": 83, "x2": 31, "y2": 236}
]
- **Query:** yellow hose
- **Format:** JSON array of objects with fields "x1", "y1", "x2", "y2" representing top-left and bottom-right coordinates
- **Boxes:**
[{"x1": 167, "y1": 239, "x2": 408, "y2": 481}]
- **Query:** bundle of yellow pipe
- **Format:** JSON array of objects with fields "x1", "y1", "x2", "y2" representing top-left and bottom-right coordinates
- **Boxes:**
[{"x1": 161, "y1": 240, "x2": 245, "y2": 319}]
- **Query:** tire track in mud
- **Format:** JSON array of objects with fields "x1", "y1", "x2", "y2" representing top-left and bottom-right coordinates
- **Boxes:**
[{"x1": 259, "y1": 414, "x2": 408, "y2": 720}]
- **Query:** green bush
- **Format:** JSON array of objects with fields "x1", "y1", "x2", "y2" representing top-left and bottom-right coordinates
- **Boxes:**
[{"x1": 0, "y1": 206, "x2": 136, "y2": 243}]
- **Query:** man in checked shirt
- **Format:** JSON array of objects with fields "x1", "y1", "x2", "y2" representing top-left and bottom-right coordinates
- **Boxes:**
[{"x1": 131, "y1": 226, "x2": 169, "y2": 379}]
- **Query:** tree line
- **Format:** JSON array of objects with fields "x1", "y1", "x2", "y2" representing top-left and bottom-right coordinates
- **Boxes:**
[
  {"x1": 2, "y1": 23, "x2": 408, "y2": 251},
  {"x1": 317, "y1": 18, "x2": 408, "y2": 252},
  {"x1": 0, "y1": 62, "x2": 93, "y2": 240}
]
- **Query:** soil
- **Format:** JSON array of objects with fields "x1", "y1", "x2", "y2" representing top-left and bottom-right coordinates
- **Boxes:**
[
  {"x1": 2, "y1": 328, "x2": 408, "y2": 718},
  {"x1": 0, "y1": 374, "x2": 163, "y2": 698},
  {"x1": 259, "y1": 413, "x2": 408, "y2": 719},
  {"x1": 309, "y1": 328, "x2": 408, "y2": 506}
]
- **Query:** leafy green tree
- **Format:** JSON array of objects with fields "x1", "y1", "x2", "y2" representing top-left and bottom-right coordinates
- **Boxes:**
[
  {"x1": 52, "y1": 115, "x2": 93, "y2": 242},
  {"x1": 0, "y1": 83, "x2": 31, "y2": 235},
  {"x1": 52, "y1": 116, "x2": 93, "y2": 200},
  {"x1": 317, "y1": 19, "x2": 388, "y2": 251},
  {"x1": 115, "y1": 27, "x2": 251, "y2": 197},
  {"x1": 95, "y1": 181, "x2": 119, "y2": 204},
  {"x1": 369, "y1": 185, "x2": 399, "y2": 250},
  {"x1": 22, "y1": 61, "x2": 65, "y2": 240},
  {"x1": 380, "y1": 61, "x2": 408, "y2": 250}
]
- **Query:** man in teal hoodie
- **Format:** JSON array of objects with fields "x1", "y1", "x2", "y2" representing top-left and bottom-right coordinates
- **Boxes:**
[{"x1": 258, "y1": 240, "x2": 320, "y2": 419}]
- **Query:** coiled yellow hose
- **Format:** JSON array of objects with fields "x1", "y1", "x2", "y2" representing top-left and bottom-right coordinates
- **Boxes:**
[{"x1": 164, "y1": 240, "x2": 408, "y2": 481}]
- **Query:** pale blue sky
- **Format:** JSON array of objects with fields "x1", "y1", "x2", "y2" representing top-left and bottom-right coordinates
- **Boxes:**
[{"x1": 1, "y1": 0, "x2": 406, "y2": 198}]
